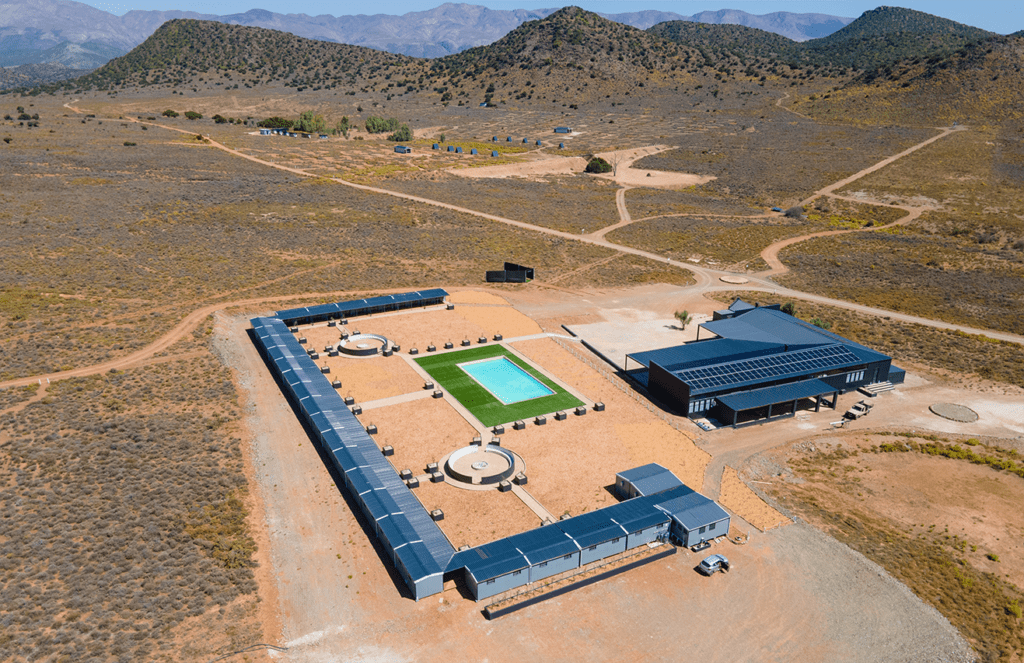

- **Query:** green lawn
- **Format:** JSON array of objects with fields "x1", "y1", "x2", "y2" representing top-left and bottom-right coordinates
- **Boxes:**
[{"x1": 414, "y1": 345, "x2": 583, "y2": 427}]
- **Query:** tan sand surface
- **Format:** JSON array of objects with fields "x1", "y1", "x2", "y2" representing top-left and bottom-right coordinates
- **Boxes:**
[
  {"x1": 412, "y1": 482, "x2": 541, "y2": 548},
  {"x1": 369, "y1": 398, "x2": 477, "y2": 475},
  {"x1": 512, "y1": 337, "x2": 709, "y2": 489},
  {"x1": 720, "y1": 466, "x2": 792, "y2": 532},
  {"x1": 449, "y1": 290, "x2": 511, "y2": 305},
  {"x1": 455, "y1": 305, "x2": 542, "y2": 339},
  {"x1": 450, "y1": 156, "x2": 588, "y2": 179}
]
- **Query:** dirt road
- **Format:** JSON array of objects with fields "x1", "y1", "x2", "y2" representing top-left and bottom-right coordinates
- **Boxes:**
[{"x1": 20, "y1": 103, "x2": 1010, "y2": 397}]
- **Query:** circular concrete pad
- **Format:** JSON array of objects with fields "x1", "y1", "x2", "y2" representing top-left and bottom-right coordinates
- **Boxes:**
[
  {"x1": 720, "y1": 275, "x2": 749, "y2": 284},
  {"x1": 929, "y1": 403, "x2": 979, "y2": 423}
]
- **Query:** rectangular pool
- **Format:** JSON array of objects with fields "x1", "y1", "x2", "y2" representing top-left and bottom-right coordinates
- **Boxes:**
[{"x1": 459, "y1": 356, "x2": 555, "y2": 405}]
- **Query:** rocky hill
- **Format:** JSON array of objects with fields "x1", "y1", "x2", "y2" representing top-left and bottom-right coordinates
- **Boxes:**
[
  {"x1": 72, "y1": 19, "x2": 417, "y2": 92},
  {"x1": 1, "y1": 0, "x2": 857, "y2": 68},
  {"x1": 793, "y1": 34, "x2": 1024, "y2": 125},
  {"x1": 800, "y1": 6, "x2": 995, "y2": 71},
  {"x1": 653, "y1": 6, "x2": 998, "y2": 75}
]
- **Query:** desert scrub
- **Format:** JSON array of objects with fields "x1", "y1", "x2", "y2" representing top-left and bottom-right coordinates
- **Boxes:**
[
  {"x1": 0, "y1": 353, "x2": 258, "y2": 662},
  {"x1": 624, "y1": 186, "x2": 763, "y2": 218},
  {"x1": 775, "y1": 471, "x2": 1024, "y2": 661},
  {"x1": 608, "y1": 215, "x2": 831, "y2": 265},
  {"x1": 776, "y1": 231, "x2": 1024, "y2": 335},
  {"x1": 382, "y1": 173, "x2": 620, "y2": 233}
]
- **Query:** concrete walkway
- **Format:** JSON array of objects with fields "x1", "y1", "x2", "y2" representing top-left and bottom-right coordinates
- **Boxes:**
[
  {"x1": 511, "y1": 483, "x2": 556, "y2": 522},
  {"x1": 357, "y1": 389, "x2": 433, "y2": 412}
]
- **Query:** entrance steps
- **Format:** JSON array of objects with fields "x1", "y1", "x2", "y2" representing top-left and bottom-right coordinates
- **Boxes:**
[{"x1": 859, "y1": 382, "x2": 894, "y2": 397}]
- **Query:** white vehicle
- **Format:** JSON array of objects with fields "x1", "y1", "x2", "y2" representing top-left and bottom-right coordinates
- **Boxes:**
[
  {"x1": 844, "y1": 400, "x2": 873, "y2": 420},
  {"x1": 698, "y1": 554, "x2": 730, "y2": 576}
]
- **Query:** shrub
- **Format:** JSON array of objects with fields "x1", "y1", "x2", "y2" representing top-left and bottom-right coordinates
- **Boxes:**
[
  {"x1": 784, "y1": 205, "x2": 805, "y2": 219},
  {"x1": 212, "y1": 114, "x2": 228, "y2": 124},
  {"x1": 781, "y1": 301, "x2": 796, "y2": 316},
  {"x1": 585, "y1": 157, "x2": 612, "y2": 173},
  {"x1": 296, "y1": 111, "x2": 326, "y2": 134},
  {"x1": 162, "y1": 109, "x2": 178, "y2": 118},
  {"x1": 1009, "y1": 600, "x2": 1022, "y2": 619},
  {"x1": 17, "y1": 113, "x2": 31, "y2": 121},
  {"x1": 123, "y1": 141, "x2": 136, "y2": 146},
  {"x1": 3, "y1": 137, "x2": 10, "y2": 144},
  {"x1": 184, "y1": 111, "x2": 202, "y2": 120},
  {"x1": 388, "y1": 123, "x2": 412, "y2": 142},
  {"x1": 987, "y1": 553, "x2": 1000, "y2": 562},
  {"x1": 809, "y1": 317, "x2": 832, "y2": 330},
  {"x1": 364, "y1": 116, "x2": 400, "y2": 134}
]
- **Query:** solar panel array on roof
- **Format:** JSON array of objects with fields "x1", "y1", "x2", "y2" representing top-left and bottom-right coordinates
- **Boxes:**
[
  {"x1": 676, "y1": 344, "x2": 860, "y2": 394},
  {"x1": 274, "y1": 289, "x2": 448, "y2": 326},
  {"x1": 250, "y1": 316, "x2": 455, "y2": 600}
]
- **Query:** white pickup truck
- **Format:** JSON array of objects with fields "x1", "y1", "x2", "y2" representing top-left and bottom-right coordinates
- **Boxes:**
[{"x1": 844, "y1": 400, "x2": 873, "y2": 420}]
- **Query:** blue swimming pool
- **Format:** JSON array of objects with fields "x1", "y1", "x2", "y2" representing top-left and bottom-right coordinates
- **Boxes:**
[{"x1": 460, "y1": 357, "x2": 555, "y2": 405}]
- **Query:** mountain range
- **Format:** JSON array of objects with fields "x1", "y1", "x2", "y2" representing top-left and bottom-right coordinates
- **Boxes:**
[{"x1": 0, "y1": 0, "x2": 854, "y2": 69}]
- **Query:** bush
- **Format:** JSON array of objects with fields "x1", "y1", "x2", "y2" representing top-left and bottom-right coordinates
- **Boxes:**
[
  {"x1": 257, "y1": 116, "x2": 293, "y2": 130},
  {"x1": 162, "y1": 109, "x2": 178, "y2": 118},
  {"x1": 809, "y1": 317, "x2": 832, "y2": 330},
  {"x1": 781, "y1": 301, "x2": 797, "y2": 316},
  {"x1": 17, "y1": 113, "x2": 31, "y2": 121},
  {"x1": 184, "y1": 111, "x2": 202, "y2": 120},
  {"x1": 987, "y1": 553, "x2": 1000, "y2": 562},
  {"x1": 365, "y1": 116, "x2": 400, "y2": 134},
  {"x1": 296, "y1": 111, "x2": 326, "y2": 134},
  {"x1": 585, "y1": 157, "x2": 613, "y2": 173},
  {"x1": 784, "y1": 205, "x2": 805, "y2": 219},
  {"x1": 1009, "y1": 600, "x2": 1022, "y2": 619},
  {"x1": 212, "y1": 114, "x2": 228, "y2": 124},
  {"x1": 388, "y1": 123, "x2": 412, "y2": 142},
  {"x1": 123, "y1": 141, "x2": 136, "y2": 146}
]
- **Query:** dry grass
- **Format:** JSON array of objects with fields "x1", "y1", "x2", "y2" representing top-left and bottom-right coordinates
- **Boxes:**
[
  {"x1": 719, "y1": 466, "x2": 791, "y2": 531},
  {"x1": 772, "y1": 441, "x2": 1024, "y2": 662}
]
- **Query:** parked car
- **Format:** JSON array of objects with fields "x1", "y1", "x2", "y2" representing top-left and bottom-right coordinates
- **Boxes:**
[
  {"x1": 698, "y1": 554, "x2": 730, "y2": 576},
  {"x1": 844, "y1": 400, "x2": 873, "y2": 420}
]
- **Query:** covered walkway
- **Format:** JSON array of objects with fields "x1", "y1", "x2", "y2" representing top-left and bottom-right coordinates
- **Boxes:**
[{"x1": 716, "y1": 378, "x2": 838, "y2": 428}]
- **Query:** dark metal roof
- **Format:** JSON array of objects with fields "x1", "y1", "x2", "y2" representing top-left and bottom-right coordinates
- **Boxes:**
[
  {"x1": 715, "y1": 377, "x2": 838, "y2": 412},
  {"x1": 250, "y1": 316, "x2": 455, "y2": 591},
  {"x1": 274, "y1": 289, "x2": 448, "y2": 324},
  {"x1": 513, "y1": 525, "x2": 581, "y2": 565},
  {"x1": 615, "y1": 463, "x2": 683, "y2": 496},
  {"x1": 655, "y1": 491, "x2": 731, "y2": 532},
  {"x1": 629, "y1": 338, "x2": 783, "y2": 372},
  {"x1": 606, "y1": 485, "x2": 691, "y2": 533},
  {"x1": 449, "y1": 538, "x2": 530, "y2": 582},
  {"x1": 677, "y1": 344, "x2": 861, "y2": 396},
  {"x1": 554, "y1": 510, "x2": 627, "y2": 549}
]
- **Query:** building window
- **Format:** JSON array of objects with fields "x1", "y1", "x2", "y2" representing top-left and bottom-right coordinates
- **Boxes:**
[
  {"x1": 538, "y1": 562, "x2": 547, "y2": 568},
  {"x1": 564, "y1": 554, "x2": 573, "y2": 560},
  {"x1": 485, "y1": 579, "x2": 495, "y2": 585},
  {"x1": 699, "y1": 526, "x2": 706, "y2": 534},
  {"x1": 709, "y1": 522, "x2": 716, "y2": 531},
  {"x1": 613, "y1": 538, "x2": 620, "y2": 543},
  {"x1": 588, "y1": 545, "x2": 597, "y2": 551},
  {"x1": 513, "y1": 570, "x2": 522, "y2": 576}
]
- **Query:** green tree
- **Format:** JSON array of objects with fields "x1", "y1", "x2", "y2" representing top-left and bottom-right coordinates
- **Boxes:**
[
  {"x1": 388, "y1": 123, "x2": 412, "y2": 142},
  {"x1": 674, "y1": 310, "x2": 693, "y2": 330},
  {"x1": 296, "y1": 110, "x2": 326, "y2": 134},
  {"x1": 333, "y1": 116, "x2": 350, "y2": 137},
  {"x1": 184, "y1": 111, "x2": 202, "y2": 120},
  {"x1": 781, "y1": 301, "x2": 796, "y2": 316},
  {"x1": 585, "y1": 157, "x2": 613, "y2": 173},
  {"x1": 365, "y1": 116, "x2": 400, "y2": 134},
  {"x1": 258, "y1": 116, "x2": 293, "y2": 129},
  {"x1": 162, "y1": 109, "x2": 179, "y2": 118}
]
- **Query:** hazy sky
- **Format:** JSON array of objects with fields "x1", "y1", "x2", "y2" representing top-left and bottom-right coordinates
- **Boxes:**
[{"x1": 78, "y1": 0, "x2": 1024, "y2": 35}]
